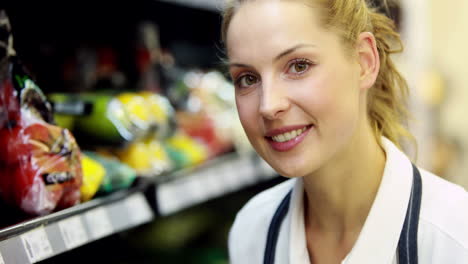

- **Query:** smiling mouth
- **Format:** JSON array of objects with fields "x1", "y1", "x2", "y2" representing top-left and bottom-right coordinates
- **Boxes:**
[{"x1": 267, "y1": 125, "x2": 313, "y2": 143}]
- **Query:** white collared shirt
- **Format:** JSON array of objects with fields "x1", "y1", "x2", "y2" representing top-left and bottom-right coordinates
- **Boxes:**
[{"x1": 229, "y1": 138, "x2": 468, "y2": 263}]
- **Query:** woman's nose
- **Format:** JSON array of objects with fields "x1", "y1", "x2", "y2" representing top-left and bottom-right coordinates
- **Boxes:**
[{"x1": 259, "y1": 82, "x2": 290, "y2": 120}]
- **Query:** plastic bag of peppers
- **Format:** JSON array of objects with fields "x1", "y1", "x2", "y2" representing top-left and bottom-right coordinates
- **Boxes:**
[{"x1": 0, "y1": 11, "x2": 82, "y2": 216}]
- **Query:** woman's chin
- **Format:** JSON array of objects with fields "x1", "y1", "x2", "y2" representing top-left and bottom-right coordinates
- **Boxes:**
[{"x1": 271, "y1": 164, "x2": 311, "y2": 179}]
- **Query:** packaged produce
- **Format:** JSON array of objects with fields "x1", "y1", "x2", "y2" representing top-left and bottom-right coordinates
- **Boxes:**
[
  {"x1": 0, "y1": 12, "x2": 82, "y2": 215},
  {"x1": 80, "y1": 153, "x2": 105, "y2": 202},
  {"x1": 116, "y1": 92, "x2": 153, "y2": 135},
  {"x1": 49, "y1": 91, "x2": 177, "y2": 147},
  {"x1": 117, "y1": 138, "x2": 173, "y2": 177},
  {"x1": 176, "y1": 111, "x2": 231, "y2": 158},
  {"x1": 174, "y1": 71, "x2": 240, "y2": 158},
  {"x1": 84, "y1": 151, "x2": 137, "y2": 194},
  {"x1": 49, "y1": 93, "x2": 139, "y2": 146},
  {"x1": 163, "y1": 130, "x2": 209, "y2": 169},
  {"x1": 139, "y1": 91, "x2": 176, "y2": 140}
]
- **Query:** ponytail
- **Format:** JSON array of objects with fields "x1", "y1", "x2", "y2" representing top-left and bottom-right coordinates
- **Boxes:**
[{"x1": 367, "y1": 8, "x2": 414, "y2": 150}]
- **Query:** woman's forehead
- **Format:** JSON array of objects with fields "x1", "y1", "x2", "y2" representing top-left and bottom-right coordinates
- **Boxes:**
[{"x1": 226, "y1": 1, "x2": 333, "y2": 62}]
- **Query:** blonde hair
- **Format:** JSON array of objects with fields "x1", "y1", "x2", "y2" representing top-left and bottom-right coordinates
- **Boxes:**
[{"x1": 221, "y1": 0, "x2": 414, "y2": 151}]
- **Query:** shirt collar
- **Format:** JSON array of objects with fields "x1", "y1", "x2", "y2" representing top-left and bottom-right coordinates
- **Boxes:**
[{"x1": 288, "y1": 138, "x2": 413, "y2": 264}]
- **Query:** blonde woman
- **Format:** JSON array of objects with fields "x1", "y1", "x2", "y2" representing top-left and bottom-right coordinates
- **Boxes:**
[{"x1": 222, "y1": 0, "x2": 468, "y2": 263}]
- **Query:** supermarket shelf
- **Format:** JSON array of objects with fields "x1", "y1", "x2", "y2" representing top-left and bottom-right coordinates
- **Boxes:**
[
  {"x1": 0, "y1": 152, "x2": 278, "y2": 263},
  {"x1": 156, "y1": 0, "x2": 225, "y2": 12},
  {"x1": 153, "y1": 152, "x2": 278, "y2": 216},
  {"x1": 0, "y1": 185, "x2": 154, "y2": 264}
]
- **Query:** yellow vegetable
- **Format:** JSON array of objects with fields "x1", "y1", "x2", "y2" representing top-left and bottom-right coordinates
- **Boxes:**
[
  {"x1": 117, "y1": 93, "x2": 152, "y2": 123},
  {"x1": 166, "y1": 132, "x2": 209, "y2": 166},
  {"x1": 119, "y1": 141, "x2": 152, "y2": 173},
  {"x1": 117, "y1": 139, "x2": 172, "y2": 176},
  {"x1": 80, "y1": 154, "x2": 106, "y2": 202}
]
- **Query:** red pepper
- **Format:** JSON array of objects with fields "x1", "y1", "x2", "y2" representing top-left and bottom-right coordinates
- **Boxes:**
[
  {"x1": 0, "y1": 125, "x2": 32, "y2": 165},
  {"x1": 0, "y1": 121, "x2": 83, "y2": 215}
]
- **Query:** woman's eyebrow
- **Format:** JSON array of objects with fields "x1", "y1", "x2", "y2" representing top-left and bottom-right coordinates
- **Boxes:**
[
  {"x1": 228, "y1": 62, "x2": 253, "y2": 69},
  {"x1": 273, "y1": 43, "x2": 316, "y2": 62},
  {"x1": 227, "y1": 43, "x2": 316, "y2": 69}
]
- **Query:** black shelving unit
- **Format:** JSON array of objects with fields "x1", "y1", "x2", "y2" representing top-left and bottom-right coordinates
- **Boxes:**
[{"x1": 0, "y1": 1, "x2": 280, "y2": 263}]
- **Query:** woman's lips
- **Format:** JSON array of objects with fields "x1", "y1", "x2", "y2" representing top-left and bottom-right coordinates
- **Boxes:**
[{"x1": 265, "y1": 125, "x2": 313, "y2": 152}]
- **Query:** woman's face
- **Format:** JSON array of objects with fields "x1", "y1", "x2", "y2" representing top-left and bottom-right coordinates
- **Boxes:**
[{"x1": 226, "y1": 0, "x2": 367, "y2": 178}]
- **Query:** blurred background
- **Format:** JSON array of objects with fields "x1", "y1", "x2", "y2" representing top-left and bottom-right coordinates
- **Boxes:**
[{"x1": 0, "y1": 0, "x2": 466, "y2": 263}]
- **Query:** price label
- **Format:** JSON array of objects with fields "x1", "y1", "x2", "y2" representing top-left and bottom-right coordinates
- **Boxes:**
[
  {"x1": 0, "y1": 252, "x2": 5, "y2": 264},
  {"x1": 58, "y1": 216, "x2": 88, "y2": 249},
  {"x1": 172, "y1": 178, "x2": 193, "y2": 211},
  {"x1": 187, "y1": 176, "x2": 204, "y2": 203},
  {"x1": 125, "y1": 194, "x2": 153, "y2": 225},
  {"x1": 84, "y1": 207, "x2": 113, "y2": 240},
  {"x1": 158, "y1": 183, "x2": 181, "y2": 216},
  {"x1": 206, "y1": 166, "x2": 226, "y2": 197},
  {"x1": 21, "y1": 227, "x2": 53, "y2": 263},
  {"x1": 223, "y1": 161, "x2": 242, "y2": 190}
]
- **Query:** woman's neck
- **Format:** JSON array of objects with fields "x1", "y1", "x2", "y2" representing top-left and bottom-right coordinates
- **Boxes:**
[{"x1": 302, "y1": 124, "x2": 386, "y2": 241}]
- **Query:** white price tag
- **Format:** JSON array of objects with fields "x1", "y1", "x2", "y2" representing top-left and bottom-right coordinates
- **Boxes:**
[
  {"x1": 84, "y1": 207, "x2": 113, "y2": 240},
  {"x1": 187, "y1": 176, "x2": 204, "y2": 203},
  {"x1": 158, "y1": 183, "x2": 182, "y2": 216},
  {"x1": 236, "y1": 158, "x2": 253, "y2": 184},
  {"x1": 204, "y1": 167, "x2": 224, "y2": 197},
  {"x1": 125, "y1": 193, "x2": 153, "y2": 225},
  {"x1": 58, "y1": 216, "x2": 88, "y2": 249},
  {"x1": 223, "y1": 161, "x2": 242, "y2": 190},
  {"x1": 0, "y1": 252, "x2": 5, "y2": 264},
  {"x1": 173, "y1": 178, "x2": 194, "y2": 211},
  {"x1": 21, "y1": 227, "x2": 53, "y2": 263}
]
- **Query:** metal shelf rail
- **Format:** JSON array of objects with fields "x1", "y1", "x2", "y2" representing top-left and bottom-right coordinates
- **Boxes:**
[
  {"x1": 0, "y1": 183, "x2": 154, "y2": 264},
  {"x1": 153, "y1": 152, "x2": 277, "y2": 216}
]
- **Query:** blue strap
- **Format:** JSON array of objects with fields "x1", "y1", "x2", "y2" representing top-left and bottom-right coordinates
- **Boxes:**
[
  {"x1": 263, "y1": 190, "x2": 292, "y2": 264},
  {"x1": 264, "y1": 165, "x2": 422, "y2": 264},
  {"x1": 397, "y1": 163, "x2": 422, "y2": 264}
]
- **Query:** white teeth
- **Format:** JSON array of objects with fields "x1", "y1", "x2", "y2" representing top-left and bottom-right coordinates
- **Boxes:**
[
  {"x1": 290, "y1": 130, "x2": 297, "y2": 138},
  {"x1": 277, "y1": 134, "x2": 286, "y2": 142},
  {"x1": 271, "y1": 127, "x2": 308, "y2": 142}
]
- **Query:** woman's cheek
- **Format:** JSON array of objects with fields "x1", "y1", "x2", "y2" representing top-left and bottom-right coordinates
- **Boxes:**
[
  {"x1": 294, "y1": 77, "x2": 333, "y2": 113},
  {"x1": 236, "y1": 95, "x2": 260, "y2": 135}
]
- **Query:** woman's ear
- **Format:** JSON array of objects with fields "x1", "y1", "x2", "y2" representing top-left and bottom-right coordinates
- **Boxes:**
[{"x1": 357, "y1": 32, "x2": 380, "y2": 91}]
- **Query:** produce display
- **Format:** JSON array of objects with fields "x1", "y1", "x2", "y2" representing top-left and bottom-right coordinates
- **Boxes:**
[
  {"x1": 173, "y1": 71, "x2": 251, "y2": 157},
  {"x1": 0, "y1": 9, "x2": 250, "y2": 231},
  {"x1": 0, "y1": 33, "x2": 83, "y2": 215},
  {"x1": 0, "y1": 9, "x2": 249, "y2": 264}
]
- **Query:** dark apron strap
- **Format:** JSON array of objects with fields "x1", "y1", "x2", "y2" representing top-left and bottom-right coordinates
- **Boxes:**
[
  {"x1": 264, "y1": 164, "x2": 423, "y2": 264},
  {"x1": 263, "y1": 190, "x2": 292, "y2": 264},
  {"x1": 397, "y1": 164, "x2": 422, "y2": 264}
]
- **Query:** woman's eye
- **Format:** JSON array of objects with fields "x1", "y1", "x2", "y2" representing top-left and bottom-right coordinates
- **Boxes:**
[
  {"x1": 236, "y1": 74, "x2": 259, "y2": 88},
  {"x1": 287, "y1": 60, "x2": 311, "y2": 74}
]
